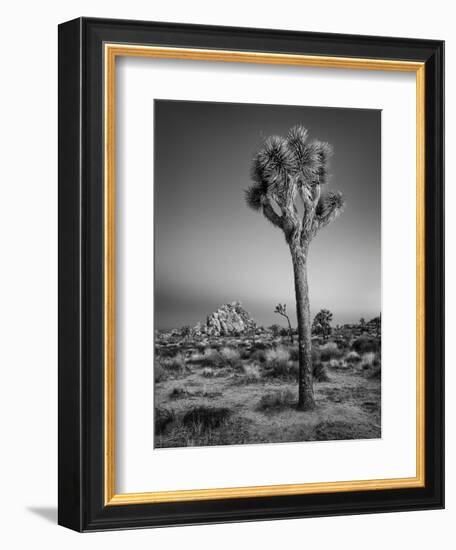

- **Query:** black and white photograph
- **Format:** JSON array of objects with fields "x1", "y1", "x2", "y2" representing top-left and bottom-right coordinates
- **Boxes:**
[
  {"x1": 0, "y1": 0, "x2": 448, "y2": 542},
  {"x1": 154, "y1": 99, "x2": 382, "y2": 448}
]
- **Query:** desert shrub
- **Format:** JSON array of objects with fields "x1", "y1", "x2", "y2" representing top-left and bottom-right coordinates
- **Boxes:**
[
  {"x1": 368, "y1": 364, "x2": 381, "y2": 379},
  {"x1": 251, "y1": 341, "x2": 269, "y2": 351},
  {"x1": 229, "y1": 363, "x2": 262, "y2": 385},
  {"x1": 313, "y1": 362, "x2": 330, "y2": 382},
  {"x1": 202, "y1": 367, "x2": 214, "y2": 378},
  {"x1": 263, "y1": 347, "x2": 298, "y2": 379},
  {"x1": 155, "y1": 407, "x2": 175, "y2": 435},
  {"x1": 334, "y1": 338, "x2": 350, "y2": 351},
  {"x1": 219, "y1": 347, "x2": 241, "y2": 368},
  {"x1": 197, "y1": 348, "x2": 224, "y2": 368},
  {"x1": 239, "y1": 347, "x2": 251, "y2": 360},
  {"x1": 160, "y1": 352, "x2": 187, "y2": 373},
  {"x1": 351, "y1": 336, "x2": 381, "y2": 354},
  {"x1": 360, "y1": 352, "x2": 376, "y2": 369},
  {"x1": 257, "y1": 389, "x2": 294, "y2": 412},
  {"x1": 210, "y1": 342, "x2": 222, "y2": 351},
  {"x1": 156, "y1": 414, "x2": 251, "y2": 448},
  {"x1": 198, "y1": 347, "x2": 242, "y2": 369},
  {"x1": 250, "y1": 349, "x2": 267, "y2": 363},
  {"x1": 168, "y1": 386, "x2": 188, "y2": 399},
  {"x1": 156, "y1": 346, "x2": 180, "y2": 358},
  {"x1": 182, "y1": 406, "x2": 232, "y2": 430},
  {"x1": 197, "y1": 388, "x2": 223, "y2": 398},
  {"x1": 319, "y1": 342, "x2": 342, "y2": 362},
  {"x1": 360, "y1": 352, "x2": 381, "y2": 379},
  {"x1": 345, "y1": 350, "x2": 361, "y2": 364},
  {"x1": 265, "y1": 346, "x2": 289, "y2": 364},
  {"x1": 241, "y1": 363, "x2": 261, "y2": 382},
  {"x1": 314, "y1": 420, "x2": 379, "y2": 441},
  {"x1": 154, "y1": 362, "x2": 168, "y2": 383},
  {"x1": 188, "y1": 351, "x2": 204, "y2": 363}
]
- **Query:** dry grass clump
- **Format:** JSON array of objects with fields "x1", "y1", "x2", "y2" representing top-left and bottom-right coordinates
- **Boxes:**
[
  {"x1": 155, "y1": 353, "x2": 187, "y2": 381},
  {"x1": 154, "y1": 362, "x2": 168, "y2": 383},
  {"x1": 154, "y1": 407, "x2": 175, "y2": 435},
  {"x1": 239, "y1": 347, "x2": 252, "y2": 360},
  {"x1": 329, "y1": 358, "x2": 345, "y2": 369},
  {"x1": 198, "y1": 388, "x2": 223, "y2": 398},
  {"x1": 240, "y1": 363, "x2": 262, "y2": 382},
  {"x1": 368, "y1": 364, "x2": 381, "y2": 379},
  {"x1": 265, "y1": 347, "x2": 289, "y2": 362},
  {"x1": 182, "y1": 406, "x2": 232, "y2": 430},
  {"x1": 249, "y1": 349, "x2": 267, "y2": 363},
  {"x1": 160, "y1": 352, "x2": 187, "y2": 373},
  {"x1": 319, "y1": 342, "x2": 342, "y2": 362},
  {"x1": 314, "y1": 419, "x2": 379, "y2": 441},
  {"x1": 168, "y1": 386, "x2": 188, "y2": 399},
  {"x1": 229, "y1": 363, "x2": 262, "y2": 386},
  {"x1": 219, "y1": 347, "x2": 241, "y2": 368},
  {"x1": 351, "y1": 336, "x2": 381, "y2": 354},
  {"x1": 345, "y1": 350, "x2": 361, "y2": 364},
  {"x1": 192, "y1": 347, "x2": 241, "y2": 369},
  {"x1": 197, "y1": 348, "x2": 223, "y2": 367},
  {"x1": 155, "y1": 406, "x2": 252, "y2": 448},
  {"x1": 313, "y1": 362, "x2": 330, "y2": 382},
  {"x1": 157, "y1": 346, "x2": 181, "y2": 358},
  {"x1": 360, "y1": 352, "x2": 381, "y2": 379},
  {"x1": 263, "y1": 347, "x2": 298, "y2": 379},
  {"x1": 257, "y1": 389, "x2": 295, "y2": 412},
  {"x1": 157, "y1": 414, "x2": 251, "y2": 448},
  {"x1": 250, "y1": 341, "x2": 269, "y2": 351},
  {"x1": 360, "y1": 352, "x2": 376, "y2": 368},
  {"x1": 202, "y1": 367, "x2": 215, "y2": 378}
]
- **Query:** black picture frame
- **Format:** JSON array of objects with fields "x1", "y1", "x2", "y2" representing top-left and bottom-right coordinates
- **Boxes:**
[{"x1": 58, "y1": 17, "x2": 444, "y2": 532}]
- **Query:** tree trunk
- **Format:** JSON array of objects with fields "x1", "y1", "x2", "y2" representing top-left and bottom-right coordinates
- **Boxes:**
[
  {"x1": 285, "y1": 315, "x2": 294, "y2": 344},
  {"x1": 290, "y1": 243, "x2": 315, "y2": 411}
]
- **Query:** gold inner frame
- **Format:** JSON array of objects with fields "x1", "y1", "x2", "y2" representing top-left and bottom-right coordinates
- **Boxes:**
[{"x1": 104, "y1": 44, "x2": 426, "y2": 506}]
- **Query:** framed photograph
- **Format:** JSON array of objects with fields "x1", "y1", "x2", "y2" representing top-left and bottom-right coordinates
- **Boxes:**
[{"x1": 58, "y1": 17, "x2": 444, "y2": 531}]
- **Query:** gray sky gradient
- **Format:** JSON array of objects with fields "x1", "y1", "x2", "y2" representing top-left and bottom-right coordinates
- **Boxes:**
[{"x1": 155, "y1": 100, "x2": 381, "y2": 330}]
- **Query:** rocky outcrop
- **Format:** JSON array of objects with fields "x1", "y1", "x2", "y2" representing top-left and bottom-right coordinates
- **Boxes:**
[{"x1": 194, "y1": 302, "x2": 256, "y2": 337}]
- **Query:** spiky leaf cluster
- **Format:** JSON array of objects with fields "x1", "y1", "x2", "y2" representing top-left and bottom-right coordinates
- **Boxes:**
[
  {"x1": 251, "y1": 135, "x2": 296, "y2": 188},
  {"x1": 316, "y1": 190, "x2": 344, "y2": 219},
  {"x1": 246, "y1": 125, "x2": 333, "y2": 209},
  {"x1": 245, "y1": 125, "x2": 344, "y2": 242},
  {"x1": 244, "y1": 185, "x2": 264, "y2": 211},
  {"x1": 274, "y1": 303, "x2": 287, "y2": 315},
  {"x1": 314, "y1": 190, "x2": 345, "y2": 233}
]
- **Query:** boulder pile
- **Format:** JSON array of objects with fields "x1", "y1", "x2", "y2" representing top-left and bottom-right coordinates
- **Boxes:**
[{"x1": 193, "y1": 302, "x2": 256, "y2": 336}]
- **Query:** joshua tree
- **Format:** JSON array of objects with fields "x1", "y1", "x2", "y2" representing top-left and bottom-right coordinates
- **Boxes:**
[
  {"x1": 371, "y1": 314, "x2": 381, "y2": 338},
  {"x1": 312, "y1": 309, "x2": 333, "y2": 340},
  {"x1": 245, "y1": 126, "x2": 345, "y2": 410},
  {"x1": 181, "y1": 325, "x2": 192, "y2": 341},
  {"x1": 269, "y1": 323, "x2": 281, "y2": 338},
  {"x1": 274, "y1": 303, "x2": 294, "y2": 343}
]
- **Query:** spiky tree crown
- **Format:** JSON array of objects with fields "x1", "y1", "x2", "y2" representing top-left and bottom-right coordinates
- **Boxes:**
[
  {"x1": 274, "y1": 303, "x2": 288, "y2": 316},
  {"x1": 245, "y1": 125, "x2": 345, "y2": 247},
  {"x1": 313, "y1": 309, "x2": 333, "y2": 325}
]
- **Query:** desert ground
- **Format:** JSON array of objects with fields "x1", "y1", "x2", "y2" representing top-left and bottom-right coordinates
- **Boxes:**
[{"x1": 154, "y1": 325, "x2": 381, "y2": 449}]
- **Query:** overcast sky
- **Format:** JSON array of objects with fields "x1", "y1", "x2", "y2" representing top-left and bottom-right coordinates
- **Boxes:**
[{"x1": 154, "y1": 99, "x2": 381, "y2": 330}]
